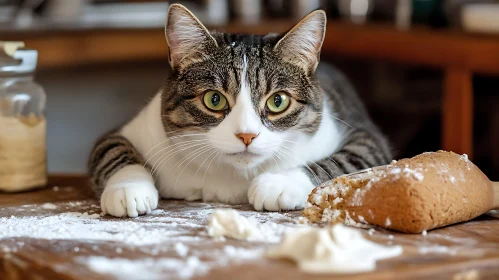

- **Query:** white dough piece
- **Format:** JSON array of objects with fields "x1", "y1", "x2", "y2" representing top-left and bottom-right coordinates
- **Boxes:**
[
  {"x1": 207, "y1": 209, "x2": 262, "y2": 241},
  {"x1": 267, "y1": 224, "x2": 403, "y2": 274}
]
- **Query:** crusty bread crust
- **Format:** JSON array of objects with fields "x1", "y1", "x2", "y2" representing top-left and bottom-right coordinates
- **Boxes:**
[{"x1": 303, "y1": 151, "x2": 493, "y2": 233}]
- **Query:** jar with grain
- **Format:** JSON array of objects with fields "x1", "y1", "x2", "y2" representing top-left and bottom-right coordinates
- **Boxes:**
[{"x1": 0, "y1": 42, "x2": 47, "y2": 192}]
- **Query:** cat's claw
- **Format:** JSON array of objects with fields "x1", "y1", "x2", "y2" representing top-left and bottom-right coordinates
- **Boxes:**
[
  {"x1": 248, "y1": 169, "x2": 315, "y2": 211},
  {"x1": 100, "y1": 165, "x2": 158, "y2": 217},
  {"x1": 101, "y1": 183, "x2": 158, "y2": 217}
]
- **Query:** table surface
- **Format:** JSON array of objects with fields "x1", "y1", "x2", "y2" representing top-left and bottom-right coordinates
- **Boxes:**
[{"x1": 1, "y1": 176, "x2": 499, "y2": 280}]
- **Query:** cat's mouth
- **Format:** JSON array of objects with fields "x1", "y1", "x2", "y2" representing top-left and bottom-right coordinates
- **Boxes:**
[
  {"x1": 225, "y1": 151, "x2": 260, "y2": 157},
  {"x1": 222, "y1": 150, "x2": 267, "y2": 169}
]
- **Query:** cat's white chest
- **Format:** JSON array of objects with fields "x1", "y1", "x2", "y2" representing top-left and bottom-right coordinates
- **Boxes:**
[
  {"x1": 121, "y1": 94, "x2": 251, "y2": 204},
  {"x1": 121, "y1": 92, "x2": 342, "y2": 206},
  {"x1": 156, "y1": 161, "x2": 250, "y2": 204}
]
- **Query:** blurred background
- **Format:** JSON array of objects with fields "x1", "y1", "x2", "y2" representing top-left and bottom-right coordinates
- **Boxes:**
[{"x1": 1, "y1": 0, "x2": 498, "y2": 179}]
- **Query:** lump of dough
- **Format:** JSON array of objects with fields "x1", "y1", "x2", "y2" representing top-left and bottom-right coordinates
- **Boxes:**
[
  {"x1": 267, "y1": 224, "x2": 402, "y2": 274},
  {"x1": 207, "y1": 209, "x2": 262, "y2": 241}
]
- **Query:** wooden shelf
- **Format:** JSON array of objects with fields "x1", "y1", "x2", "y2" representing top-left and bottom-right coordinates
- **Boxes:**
[
  {"x1": 5, "y1": 20, "x2": 497, "y2": 156},
  {"x1": 1, "y1": 20, "x2": 294, "y2": 69},
  {"x1": 323, "y1": 22, "x2": 499, "y2": 75},
  {"x1": 3, "y1": 20, "x2": 499, "y2": 74}
]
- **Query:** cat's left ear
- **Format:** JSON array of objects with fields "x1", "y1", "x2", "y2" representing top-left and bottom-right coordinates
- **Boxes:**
[
  {"x1": 165, "y1": 4, "x2": 218, "y2": 70},
  {"x1": 274, "y1": 10, "x2": 326, "y2": 74}
]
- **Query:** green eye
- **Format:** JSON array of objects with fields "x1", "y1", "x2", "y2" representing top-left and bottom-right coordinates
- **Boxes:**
[
  {"x1": 266, "y1": 92, "x2": 290, "y2": 113},
  {"x1": 203, "y1": 91, "x2": 227, "y2": 111}
]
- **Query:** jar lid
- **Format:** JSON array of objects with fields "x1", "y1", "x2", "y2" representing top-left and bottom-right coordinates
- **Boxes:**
[{"x1": 0, "y1": 42, "x2": 37, "y2": 75}]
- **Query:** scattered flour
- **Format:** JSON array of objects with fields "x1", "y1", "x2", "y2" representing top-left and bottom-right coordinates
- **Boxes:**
[
  {"x1": 385, "y1": 217, "x2": 392, "y2": 227},
  {"x1": 453, "y1": 269, "x2": 479, "y2": 280},
  {"x1": 419, "y1": 245, "x2": 457, "y2": 255},
  {"x1": 267, "y1": 224, "x2": 403, "y2": 274},
  {"x1": 344, "y1": 211, "x2": 371, "y2": 229},
  {"x1": 207, "y1": 209, "x2": 262, "y2": 241},
  {"x1": 332, "y1": 197, "x2": 343, "y2": 205},
  {"x1": 175, "y1": 243, "x2": 189, "y2": 257},
  {"x1": 320, "y1": 208, "x2": 341, "y2": 223},
  {"x1": 41, "y1": 203, "x2": 57, "y2": 210},
  {"x1": 83, "y1": 256, "x2": 209, "y2": 280},
  {"x1": 422, "y1": 230, "x2": 427, "y2": 236},
  {"x1": 460, "y1": 154, "x2": 472, "y2": 170},
  {"x1": 0, "y1": 207, "x2": 214, "y2": 246},
  {"x1": 1, "y1": 202, "x2": 299, "y2": 279},
  {"x1": 81, "y1": 245, "x2": 264, "y2": 279},
  {"x1": 402, "y1": 167, "x2": 424, "y2": 181}
]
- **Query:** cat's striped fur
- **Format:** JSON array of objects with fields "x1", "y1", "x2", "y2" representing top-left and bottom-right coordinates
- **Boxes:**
[{"x1": 88, "y1": 4, "x2": 391, "y2": 217}]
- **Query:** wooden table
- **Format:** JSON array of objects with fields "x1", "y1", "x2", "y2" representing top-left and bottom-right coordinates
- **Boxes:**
[
  {"x1": 3, "y1": 21, "x2": 499, "y2": 156},
  {"x1": 1, "y1": 175, "x2": 499, "y2": 280}
]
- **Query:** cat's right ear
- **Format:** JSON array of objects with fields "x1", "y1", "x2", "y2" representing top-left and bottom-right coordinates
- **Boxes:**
[{"x1": 165, "y1": 4, "x2": 218, "y2": 70}]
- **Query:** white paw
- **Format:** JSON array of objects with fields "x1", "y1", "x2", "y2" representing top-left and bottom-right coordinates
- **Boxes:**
[
  {"x1": 101, "y1": 165, "x2": 159, "y2": 218},
  {"x1": 248, "y1": 169, "x2": 315, "y2": 211}
]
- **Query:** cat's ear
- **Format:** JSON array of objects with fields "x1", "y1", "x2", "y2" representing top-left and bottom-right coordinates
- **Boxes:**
[
  {"x1": 274, "y1": 10, "x2": 326, "y2": 73},
  {"x1": 165, "y1": 4, "x2": 218, "y2": 70}
]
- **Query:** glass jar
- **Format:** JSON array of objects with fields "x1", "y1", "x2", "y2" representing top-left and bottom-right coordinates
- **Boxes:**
[{"x1": 0, "y1": 42, "x2": 47, "y2": 192}]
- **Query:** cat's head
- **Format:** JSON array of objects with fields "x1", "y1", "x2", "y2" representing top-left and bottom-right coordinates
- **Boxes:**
[{"x1": 162, "y1": 4, "x2": 326, "y2": 170}]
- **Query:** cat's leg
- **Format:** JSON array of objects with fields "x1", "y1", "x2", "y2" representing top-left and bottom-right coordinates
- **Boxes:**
[
  {"x1": 308, "y1": 128, "x2": 392, "y2": 182},
  {"x1": 248, "y1": 128, "x2": 391, "y2": 211},
  {"x1": 89, "y1": 134, "x2": 158, "y2": 217},
  {"x1": 248, "y1": 168, "x2": 315, "y2": 211}
]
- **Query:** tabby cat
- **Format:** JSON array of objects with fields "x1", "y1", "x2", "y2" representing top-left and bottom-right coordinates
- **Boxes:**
[{"x1": 89, "y1": 4, "x2": 391, "y2": 217}]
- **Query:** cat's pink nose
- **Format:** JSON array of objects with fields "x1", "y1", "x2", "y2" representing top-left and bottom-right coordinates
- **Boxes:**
[{"x1": 236, "y1": 133, "x2": 258, "y2": 146}]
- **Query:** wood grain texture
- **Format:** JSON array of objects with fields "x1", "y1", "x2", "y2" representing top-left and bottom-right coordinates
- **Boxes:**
[{"x1": 0, "y1": 176, "x2": 499, "y2": 279}]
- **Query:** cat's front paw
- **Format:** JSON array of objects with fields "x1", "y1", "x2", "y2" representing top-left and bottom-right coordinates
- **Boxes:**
[
  {"x1": 248, "y1": 169, "x2": 315, "y2": 211},
  {"x1": 100, "y1": 165, "x2": 159, "y2": 218}
]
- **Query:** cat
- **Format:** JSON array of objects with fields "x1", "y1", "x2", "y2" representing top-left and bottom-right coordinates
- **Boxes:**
[{"x1": 88, "y1": 4, "x2": 391, "y2": 217}]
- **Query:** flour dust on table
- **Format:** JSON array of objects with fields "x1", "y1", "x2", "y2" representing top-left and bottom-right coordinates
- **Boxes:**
[{"x1": 88, "y1": 4, "x2": 391, "y2": 217}]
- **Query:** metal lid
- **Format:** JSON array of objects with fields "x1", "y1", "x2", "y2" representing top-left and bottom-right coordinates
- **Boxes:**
[{"x1": 0, "y1": 42, "x2": 37, "y2": 75}]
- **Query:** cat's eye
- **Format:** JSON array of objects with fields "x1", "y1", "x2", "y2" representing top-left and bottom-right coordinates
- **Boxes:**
[
  {"x1": 203, "y1": 91, "x2": 227, "y2": 111},
  {"x1": 266, "y1": 92, "x2": 290, "y2": 113}
]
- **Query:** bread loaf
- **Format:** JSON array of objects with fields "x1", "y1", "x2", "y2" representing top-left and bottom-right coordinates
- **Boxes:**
[{"x1": 303, "y1": 151, "x2": 493, "y2": 233}]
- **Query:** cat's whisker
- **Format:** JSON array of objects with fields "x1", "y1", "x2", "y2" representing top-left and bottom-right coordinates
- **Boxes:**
[
  {"x1": 143, "y1": 133, "x2": 208, "y2": 157},
  {"x1": 327, "y1": 156, "x2": 342, "y2": 170},
  {"x1": 280, "y1": 139, "x2": 341, "y2": 172},
  {"x1": 194, "y1": 149, "x2": 219, "y2": 177},
  {"x1": 202, "y1": 150, "x2": 220, "y2": 187},
  {"x1": 175, "y1": 145, "x2": 213, "y2": 169},
  {"x1": 173, "y1": 146, "x2": 214, "y2": 193},
  {"x1": 272, "y1": 151, "x2": 310, "y2": 182},
  {"x1": 256, "y1": 163, "x2": 265, "y2": 173},
  {"x1": 215, "y1": 151, "x2": 224, "y2": 171},
  {"x1": 153, "y1": 144, "x2": 203, "y2": 181},
  {"x1": 151, "y1": 143, "x2": 206, "y2": 182},
  {"x1": 276, "y1": 148, "x2": 322, "y2": 185},
  {"x1": 316, "y1": 112, "x2": 355, "y2": 130},
  {"x1": 270, "y1": 152, "x2": 280, "y2": 170},
  {"x1": 145, "y1": 139, "x2": 211, "y2": 168},
  {"x1": 149, "y1": 141, "x2": 210, "y2": 174},
  {"x1": 151, "y1": 142, "x2": 210, "y2": 179},
  {"x1": 279, "y1": 144, "x2": 333, "y2": 180}
]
